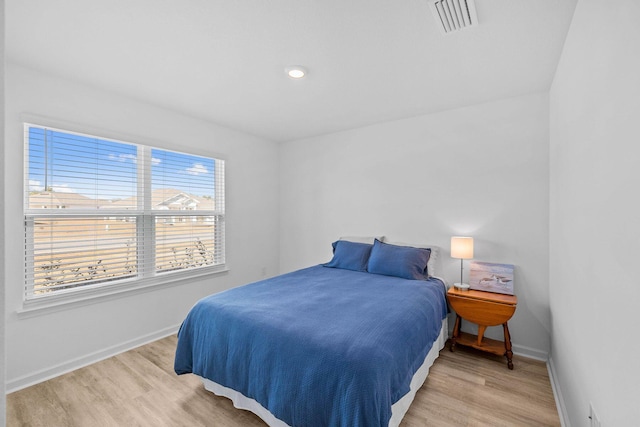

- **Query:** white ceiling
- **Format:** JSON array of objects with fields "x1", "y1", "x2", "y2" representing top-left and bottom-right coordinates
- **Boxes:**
[{"x1": 6, "y1": 0, "x2": 577, "y2": 142}]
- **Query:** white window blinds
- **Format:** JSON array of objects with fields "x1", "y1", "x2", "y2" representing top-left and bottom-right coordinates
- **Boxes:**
[{"x1": 24, "y1": 124, "x2": 225, "y2": 300}]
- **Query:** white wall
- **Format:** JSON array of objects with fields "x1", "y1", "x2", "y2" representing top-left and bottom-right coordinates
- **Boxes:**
[
  {"x1": 3, "y1": 64, "x2": 280, "y2": 391},
  {"x1": 1, "y1": 0, "x2": 7, "y2": 421},
  {"x1": 280, "y1": 92, "x2": 551, "y2": 358},
  {"x1": 549, "y1": 0, "x2": 640, "y2": 425}
]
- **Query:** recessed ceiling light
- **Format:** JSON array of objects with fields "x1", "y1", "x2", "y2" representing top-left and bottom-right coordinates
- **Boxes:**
[{"x1": 285, "y1": 66, "x2": 307, "y2": 79}]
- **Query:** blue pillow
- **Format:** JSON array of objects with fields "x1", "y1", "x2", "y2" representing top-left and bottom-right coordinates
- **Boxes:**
[
  {"x1": 367, "y1": 239, "x2": 431, "y2": 280},
  {"x1": 324, "y1": 240, "x2": 372, "y2": 272}
]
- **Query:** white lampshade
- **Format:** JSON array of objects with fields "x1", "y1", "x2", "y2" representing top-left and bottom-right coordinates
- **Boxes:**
[{"x1": 451, "y1": 236, "x2": 474, "y2": 259}]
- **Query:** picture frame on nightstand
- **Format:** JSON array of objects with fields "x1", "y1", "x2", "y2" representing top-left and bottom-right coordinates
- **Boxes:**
[{"x1": 469, "y1": 261, "x2": 515, "y2": 295}]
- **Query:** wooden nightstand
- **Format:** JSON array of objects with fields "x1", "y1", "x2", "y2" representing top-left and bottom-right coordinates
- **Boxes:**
[{"x1": 447, "y1": 287, "x2": 517, "y2": 369}]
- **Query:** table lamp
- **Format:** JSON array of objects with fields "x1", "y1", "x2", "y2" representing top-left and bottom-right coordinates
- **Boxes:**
[{"x1": 451, "y1": 236, "x2": 474, "y2": 290}]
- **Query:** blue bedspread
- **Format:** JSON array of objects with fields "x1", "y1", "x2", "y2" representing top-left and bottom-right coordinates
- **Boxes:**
[{"x1": 174, "y1": 265, "x2": 447, "y2": 427}]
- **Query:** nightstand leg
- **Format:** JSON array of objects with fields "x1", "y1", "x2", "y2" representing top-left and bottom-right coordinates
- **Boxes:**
[
  {"x1": 477, "y1": 325, "x2": 487, "y2": 346},
  {"x1": 503, "y1": 322, "x2": 514, "y2": 370},
  {"x1": 450, "y1": 315, "x2": 461, "y2": 352}
]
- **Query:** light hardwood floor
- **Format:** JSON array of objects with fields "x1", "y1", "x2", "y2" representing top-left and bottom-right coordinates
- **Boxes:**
[{"x1": 7, "y1": 336, "x2": 560, "y2": 426}]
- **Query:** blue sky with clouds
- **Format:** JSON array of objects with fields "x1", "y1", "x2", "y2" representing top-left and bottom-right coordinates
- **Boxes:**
[{"x1": 28, "y1": 126, "x2": 216, "y2": 201}]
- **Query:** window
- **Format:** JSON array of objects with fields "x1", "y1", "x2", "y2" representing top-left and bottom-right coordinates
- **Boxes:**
[{"x1": 24, "y1": 124, "x2": 225, "y2": 300}]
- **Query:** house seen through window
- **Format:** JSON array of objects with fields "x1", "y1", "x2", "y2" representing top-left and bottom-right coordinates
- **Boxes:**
[{"x1": 24, "y1": 124, "x2": 225, "y2": 300}]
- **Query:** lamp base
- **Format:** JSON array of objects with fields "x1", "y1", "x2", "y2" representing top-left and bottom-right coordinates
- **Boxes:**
[{"x1": 453, "y1": 282, "x2": 470, "y2": 290}]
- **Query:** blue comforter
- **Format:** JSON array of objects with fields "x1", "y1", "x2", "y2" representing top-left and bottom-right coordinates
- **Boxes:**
[{"x1": 174, "y1": 265, "x2": 447, "y2": 427}]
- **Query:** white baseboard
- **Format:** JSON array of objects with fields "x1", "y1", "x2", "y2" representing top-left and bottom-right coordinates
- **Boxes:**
[
  {"x1": 6, "y1": 324, "x2": 181, "y2": 394},
  {"x1": 547, "y1": 356, "x2": 571, "y2": 427},
  {"x1": 512, "y1": 343, "x2": 548, "y2": 361}
]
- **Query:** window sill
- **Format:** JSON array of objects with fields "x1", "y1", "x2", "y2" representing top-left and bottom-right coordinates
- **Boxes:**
[{"x1": 17, "y1": 266, "x2": 229, "y2": 319}]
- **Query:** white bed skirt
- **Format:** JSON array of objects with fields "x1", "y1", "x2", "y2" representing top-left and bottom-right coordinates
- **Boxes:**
[{"x1": 200, "y1": 317, "x2": 449, "y2": 427}]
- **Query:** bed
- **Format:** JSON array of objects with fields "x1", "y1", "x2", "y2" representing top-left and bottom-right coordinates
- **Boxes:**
[{"x1": 174, "y1": 239, "x2": 448, "y2": 427}]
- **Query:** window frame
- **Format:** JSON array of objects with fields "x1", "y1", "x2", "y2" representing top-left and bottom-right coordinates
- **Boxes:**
[{"x1": 23, "y1": 123, "x2": 226, "y2": 310}]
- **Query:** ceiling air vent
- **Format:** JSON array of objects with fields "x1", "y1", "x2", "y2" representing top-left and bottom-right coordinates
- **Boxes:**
[{"x1": 429, "y1": 0, "x2": 478, "y2": 34}]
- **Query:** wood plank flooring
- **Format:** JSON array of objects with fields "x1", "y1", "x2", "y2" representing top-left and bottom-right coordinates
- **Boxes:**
[{"x1": 7, "y1": 336, "x2": 560, "y2": 426}]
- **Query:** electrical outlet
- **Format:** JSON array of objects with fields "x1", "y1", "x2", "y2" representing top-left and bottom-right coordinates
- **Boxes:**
[{"x1": 589, "y1": 402, "x2": 601, "y2": 427}]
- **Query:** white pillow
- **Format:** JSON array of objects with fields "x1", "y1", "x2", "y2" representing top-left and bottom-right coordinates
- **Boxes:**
[
  {"x1": 338, "y1": 236, "x2": 384, "y2": 245},
  {"x1": 382, "y1": 240, "x2": 440, "y2": 277}
]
